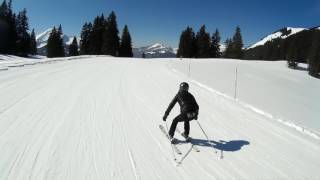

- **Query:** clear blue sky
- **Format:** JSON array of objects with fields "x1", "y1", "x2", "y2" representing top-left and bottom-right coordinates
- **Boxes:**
[{"x1": 12, "y1": 0, "x2": 320, "y2": 48}]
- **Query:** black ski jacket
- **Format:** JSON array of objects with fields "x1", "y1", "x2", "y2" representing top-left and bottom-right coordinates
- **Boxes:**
[{"x1": 165, "y1": 91, "x2": 199, "y2": 116}]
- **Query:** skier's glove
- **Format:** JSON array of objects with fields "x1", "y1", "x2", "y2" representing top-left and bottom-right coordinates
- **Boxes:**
[{"x1": 163, "y1": 114, "x2": 168, "y2": 121}]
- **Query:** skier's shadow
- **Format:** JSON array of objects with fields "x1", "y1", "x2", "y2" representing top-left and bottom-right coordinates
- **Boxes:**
[{"x1": 186, "y1": 139, "x2": 250, "y2": 152}]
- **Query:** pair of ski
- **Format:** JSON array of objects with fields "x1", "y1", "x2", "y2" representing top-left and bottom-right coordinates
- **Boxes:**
[{"x1": 159, "y1": 125, "x2": 200, "y2": 157}]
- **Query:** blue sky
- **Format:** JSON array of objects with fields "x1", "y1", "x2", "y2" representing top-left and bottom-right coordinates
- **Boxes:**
[{"x1": 12, "y1": 0, "x2": 320, "y2": 48}]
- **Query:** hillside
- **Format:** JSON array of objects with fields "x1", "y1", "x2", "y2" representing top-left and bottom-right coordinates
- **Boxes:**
[{"x1": 244, "y1": 27, "x2": 320, "y2": 62}]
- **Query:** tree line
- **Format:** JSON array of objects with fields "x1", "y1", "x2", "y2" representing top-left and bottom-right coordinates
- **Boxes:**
[
  {"x1": 244, "y1": 28, "x2": 320, "y2": 77},
  {"x1": 46, "y1": 11, "x2": 133, "y2": 58},
  {"x1": 78, "y1": 11, "x2": 133, "y2": 57},
  {"x1": 0, "y1": 0, "x2": 36, "y2": 57},
  {"x1": 177, "y1": 25, "x2": 244, "y2": 59}
]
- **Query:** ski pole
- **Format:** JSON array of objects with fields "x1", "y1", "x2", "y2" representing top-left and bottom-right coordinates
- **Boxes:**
[
  {"x1": 165, "y1": 121, "x2": 177, "y2": 161},
  {"x1": 196, "y1": 121, "x2": 217, "y2": 153}
]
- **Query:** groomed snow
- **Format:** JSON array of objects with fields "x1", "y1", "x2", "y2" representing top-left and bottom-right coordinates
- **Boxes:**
[{"x1": 0, "y1": 56, "x2": 319, "y2": 179}]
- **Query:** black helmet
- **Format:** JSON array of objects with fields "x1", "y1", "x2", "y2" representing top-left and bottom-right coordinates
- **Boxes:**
[{"x1": 179, "y1": 82, "x2": 189, "y2": 92}]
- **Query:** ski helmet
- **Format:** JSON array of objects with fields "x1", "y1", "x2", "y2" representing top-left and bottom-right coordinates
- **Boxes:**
[{"x1": 179, "y1": 82, "x2": 189, "y2": 92}]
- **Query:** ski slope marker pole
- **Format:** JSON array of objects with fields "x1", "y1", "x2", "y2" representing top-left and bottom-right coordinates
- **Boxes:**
[{"x1": 196, "y1": 121, "x2": 217, "y2": 153}]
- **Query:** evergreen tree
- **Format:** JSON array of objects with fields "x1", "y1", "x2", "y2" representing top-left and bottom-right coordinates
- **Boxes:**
[
  {"x1": 142, "y1": 52, "x2": 146, "y2": 58},
  {"x1": 195, "y1": 25, "x2": 211, "y2": 58},
  {"x1": 15, "y1": 8, "x2": 30, "y2": 57},
  {"x1": 47, "y1": 27, "x2": 57, "y2": 58},
  {"x1": 230, "y1": 26, "x2": 244, "y2": 59},
  {"x1": 29, "y1": 28, "x2": 37, "y2": 55},
  {"x1": 119, "y1": 25, "x2": 133, "y2": 57},
  {"x1": 0, "y1": 0, "x2": 16, "y2": 54},
  {"x1": 286, "y1": 38, "x2": 298, "y2": 69},
  {"x1": 80, "y1": 22, "x2": 92, "y2": 55},
  {"x1": 308, "y1": 31, "x2": 320, "y2": 77},
  {"x1": 89, "y1": 15, "x2": 105, "y2": 54},
  {"x1": 224, "y1": 38, "x2": 232, "y2": 58},
  {"x1": 211, "y1": 29, "x2": 221, "y2": 58},
  {"x1": 0, "y1": 0, "x2": 10, "y2": 53},
  {"x1": 47, "y1": 26, "x2": 64, "y2": 58},
  {"x1": 69, "y1": 36, "x2": 79, "y2": 56},
  {"x1": 177, "y1": 26, "x2": 196, "y2": 58},
  {"x1": 102, "y1": 11, "x2": 120, "y2": 56},
  {"x1": 57, "y1": 25, "x2": 65, "y2": 57}
]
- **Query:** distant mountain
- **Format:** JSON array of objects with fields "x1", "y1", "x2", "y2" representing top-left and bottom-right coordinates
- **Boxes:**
[
  {"x1": 36, "y1": 28, "x2": 78, "y2": 56},
  {"x1": 247, "y1": 27, "x2": 306, "y2": 49},
  {"x1": 133, "y1": 43, "x2": 176, "y2": 58}
]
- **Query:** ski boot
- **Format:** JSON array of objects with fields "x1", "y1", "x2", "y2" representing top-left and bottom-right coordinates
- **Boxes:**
[
  {"x1": 181, "y1": 132, "x2": 191, "y2": 142},
  {"x1": 169, "y1": 135, "x2": 177, "y2": 144}
]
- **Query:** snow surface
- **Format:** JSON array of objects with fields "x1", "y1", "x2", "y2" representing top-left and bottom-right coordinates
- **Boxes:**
[
  {"x1": 171, "y1": 59, "x2": 320, "y2": 138},
  {"x1": 248, "y1": 27, "x2": 306, "y2": 49},
  {"x1": 0, "y1": 56, "x2": 319, "y2": 179}
]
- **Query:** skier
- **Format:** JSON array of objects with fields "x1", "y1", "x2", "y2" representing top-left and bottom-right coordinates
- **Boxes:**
[{"x1": 163, "y1": 82, "x2": 199, "y2": 143}]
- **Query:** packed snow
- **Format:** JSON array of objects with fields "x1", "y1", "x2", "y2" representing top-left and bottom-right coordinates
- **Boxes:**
[
  {"x1": 248, "y1": 27, "x2": 306, "y2": 49},
  {"x1": 0, "y1": 56, "x2": 319, "y2": 180},
  {"x1": 171, "y1": 59, "x2": 320, "y2": 138}
]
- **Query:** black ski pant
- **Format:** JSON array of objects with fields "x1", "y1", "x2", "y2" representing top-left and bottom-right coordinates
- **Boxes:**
[{"x1": 169, "y1": 112, "x2": 195, "y2": 137}]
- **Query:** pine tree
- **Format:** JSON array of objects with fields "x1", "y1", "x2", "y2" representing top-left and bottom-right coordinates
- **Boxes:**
[
  {"x1": 47, "y1": 26, "x2": 57, "y2": 58},
  {"x1": 119, "y1": 25, "x2": 133, "y2": 57},
  {"x1": 69, "y1": 36, "x2": 79, "y2": 56},
  {"x1": 230, "y1": 26, "x2": 244, "y2": 59},
  {"x1": 211, "y1": 29, "x2": 221, "y2": 58},
  {"x1": 0, "y1": 0, "x2": 10, "y2": 53},
  {"x1": 142, "y1": 52, "x2": 146, "y2": 58},
  {"x1": 0, "y1": 0, "x2": 16, "y2": 54},
  {"x1": 57, "y1": 25, "x2": 65, "y2": 57},
  {"x1": 80, "y1": 22, "x2": 92, "y2": 55},
  {"x1": 102, "y1": 11, "x2": 120, "y2": 56},
  {"x1": 89, "y1": 15, "x2": 105, "y2": 54},
  {"x1": 195, "y1": 25, "x2": 211, "y2": 58},
  {"x1": 47, "y1": 26, "x2": 65, "y2": 58},
  {"x1": 15, "y1": 8, "x2": 30, "y2": 57},
  {"x1": 308, "y1": 31, "x2": 320, "y2": 77},
  {"x1": 286, "y1": 38, "x2": 298, "y2": 69},
  {"x1": 177, "y1": 26, "x2": 196, "y2": 58},
  {"x1": 224, "y1": 38, "x2": 232, "y2": 58},
  {"x1": 29, "y1": 29, "x2": 37, "y2": 55}
]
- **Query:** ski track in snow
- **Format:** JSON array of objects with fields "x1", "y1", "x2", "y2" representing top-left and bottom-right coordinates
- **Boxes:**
[{"x1": 0, "y1": 57, "x2": 319, "y2": 179}]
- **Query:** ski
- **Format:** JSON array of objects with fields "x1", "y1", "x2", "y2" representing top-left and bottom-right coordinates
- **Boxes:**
[
  {"x1": 159, "y1": 125, "x2": 182, "y2": 155},
  {"x1": 176, "y1": 128, "x2": 200, "y2": 152}
]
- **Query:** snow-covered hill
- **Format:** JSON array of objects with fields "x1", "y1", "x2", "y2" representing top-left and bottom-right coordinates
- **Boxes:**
[
  {"x1": 36, "y1": 28, "x2": 78, "y2": 55},
  {"x1": 0, "y1": 56, "x2": 319, "y2": 179},
  {"x1": 133, "y1": 43, "x2": 176, "y2": 58},
  {"x1": 248, "y1": 27, "x2": 306, "y2": 49}
]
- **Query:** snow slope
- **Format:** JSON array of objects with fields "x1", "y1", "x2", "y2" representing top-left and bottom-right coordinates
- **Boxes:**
[
  {"x1": 171, "y1": 59, "x2": 320, "y2": 138},
  {"x1": 248, "y1": 27, "x2": 306, "y2": 49},
  {"x1": 0, "y1": 56, "x2": 319, "y2": 179}
]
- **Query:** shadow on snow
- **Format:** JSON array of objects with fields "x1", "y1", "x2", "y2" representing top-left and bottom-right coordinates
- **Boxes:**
[{"x1": 176, "y1": 138, "x2": 250, "y2": 152}]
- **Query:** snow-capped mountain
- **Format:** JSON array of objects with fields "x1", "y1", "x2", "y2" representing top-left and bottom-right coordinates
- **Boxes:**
[
  {"x1": 247, "y1": 27, "x2": 306, "y2": 49},
  {"x1": 36, "y1": 28, "x2": 78, "y2": 55},
  {"x1": 133, "y1": 43, "x2": 176, "y2": 58}
]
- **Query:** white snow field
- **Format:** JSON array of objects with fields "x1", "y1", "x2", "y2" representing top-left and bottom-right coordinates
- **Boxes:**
[{"x1": 0, "y1": 56, "x2": 320, "y2": 180}]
